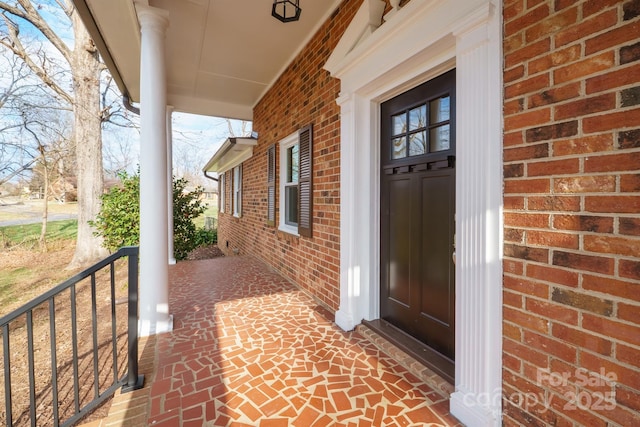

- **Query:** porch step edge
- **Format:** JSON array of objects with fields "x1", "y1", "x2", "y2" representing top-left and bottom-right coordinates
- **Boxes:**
[{"x1": 355, "y1": 321, "x2": 454, "y2": 400}]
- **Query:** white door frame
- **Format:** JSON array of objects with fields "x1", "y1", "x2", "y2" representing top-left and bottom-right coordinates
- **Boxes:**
[{"x1": 325, "y1": 1, "x2": 503, "y2": 425}]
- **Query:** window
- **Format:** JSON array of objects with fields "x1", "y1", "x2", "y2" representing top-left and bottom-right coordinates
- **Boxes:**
[
  {"x1": 232, "y1": 165, "x2": 242, "y2": 217},
  {"x1": 390, "y1": 94, "x2": 451, "y2": 159},
  {"x1": 219, "y1": 173, "x2": 225, "y2": 213},
  {"x1": 278, "y1": 125, "x2": 312, "y2": 237},
  {"x1": 284, "y1": 143, "x2": 299, "y2": 226}
]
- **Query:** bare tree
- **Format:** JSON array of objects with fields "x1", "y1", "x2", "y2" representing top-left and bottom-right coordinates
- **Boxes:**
[
  {"x1": 171, "y1": 116, "x2": 252, "y2": 187},
  {"x1": 15, "y1": 99, "x2": 73, "y2": 250},
  {"x1": 31, "y1": 130, "x2": 50, "y2": 250},
  {"x1": 0, "y1": 54, "x2": 38, "y2": 182},
  {"x1": 0, "y1": 54, "x2": 27, "y2": 109},
  {"x1": 225, "y1": 117, "x2": 251, "y2": 138},
  {"x1": 0, "y1": 0, "x2": 108, "y2": 266},
  {"x1": 103, "y1": 124, "x2": 139, "y2": 178}
]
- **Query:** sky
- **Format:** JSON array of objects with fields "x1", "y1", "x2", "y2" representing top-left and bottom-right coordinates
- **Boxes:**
[
  {"x1": 100, "y1": 110, "x2": 251, "y2": 188},
  {"x1": 168, "y1": 112, "x2": 252, "y2": 187}
]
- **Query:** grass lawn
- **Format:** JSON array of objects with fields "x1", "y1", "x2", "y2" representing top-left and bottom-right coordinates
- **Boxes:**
[
  {"x1": 0, "y1": 219, "x2": 77, "y2": 248},
  {"x1": 0, "y1": 220, "x2": 79, "y2": 312},
  {"x1": 194, "y1": 203, "x2": 218, "y2": 229}
]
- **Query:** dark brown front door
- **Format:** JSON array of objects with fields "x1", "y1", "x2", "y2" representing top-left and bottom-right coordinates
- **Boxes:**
[{"x1": 380, "y1": 70, "x2": 456, "y2": 376}]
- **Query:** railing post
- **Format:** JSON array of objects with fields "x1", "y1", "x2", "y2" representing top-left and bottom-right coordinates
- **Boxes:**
[
  {"x1": 3, "y1": 324, "x2": 12, "y2": 426},
  {"x1": 122, "y1": 247, "x2": 144, "y2": 393}
]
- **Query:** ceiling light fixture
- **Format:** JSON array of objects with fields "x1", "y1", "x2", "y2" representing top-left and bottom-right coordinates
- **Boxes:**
[{"x1": 272, "y1": 0, "x2": 301, "y2": 23}]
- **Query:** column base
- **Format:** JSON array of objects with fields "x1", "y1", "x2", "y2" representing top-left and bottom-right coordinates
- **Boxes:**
[
  {"x1": 450, "y1": 389, "x2": 502, "y2": 427},
  {"x1": 335, "y1": 309, "x2": 356, "y2": 331},
  {"x1": 139, "y1": 314, "x2": 174, "y2": 337}
]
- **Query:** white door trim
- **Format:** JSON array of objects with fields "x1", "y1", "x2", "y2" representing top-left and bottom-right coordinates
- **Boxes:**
[{"x1": 325, "y1": 1, "x2": 503, "y2": 425}]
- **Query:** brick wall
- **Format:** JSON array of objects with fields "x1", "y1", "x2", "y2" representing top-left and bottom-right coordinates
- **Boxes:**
[
  {"x1": 503, "y1": 0, "x2": 640, "y2": 426},
  {"x1": 217, "y1": 0, "x2": 361, "y2": 311}
]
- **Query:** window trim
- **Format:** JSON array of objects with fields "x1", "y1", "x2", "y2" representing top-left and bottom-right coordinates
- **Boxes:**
[
  {"x1": 284, "y1": 144, "x2": 299, "y2": 227},
  {"x1": 219, "y1": 173, "x2": 225, "y2": 213},
  {"x1": 278, "y1": 132, "x2": 299, "y2": 235},
  {"x1": 232, "y1": 165, "x2": 242, "y2": 218}
]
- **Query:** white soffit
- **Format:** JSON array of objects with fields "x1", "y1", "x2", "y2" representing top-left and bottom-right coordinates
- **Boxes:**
[
  {"x1": 76, "y1": 0, "x2": 341, "y2": 120},
  {"x1": 83, "y1": 0, "x2": 141, "y2": 99},
  {"x1": 202, "y1": 137, "x2": 258, "y2": 173}
]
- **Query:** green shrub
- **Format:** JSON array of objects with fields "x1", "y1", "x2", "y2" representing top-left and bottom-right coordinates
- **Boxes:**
[
  {"x1": 194, "y1": 228, "x2": 217, "y2": 247},
  {"x1": 91, "y1": 171, "x2": 140, "y2": 250},
  {"x1": 91, "y1": 171, "x2": 208, "y2": 260},
  {"x1": 172, "y1": 176, "x2": 207, "y2": 260}
]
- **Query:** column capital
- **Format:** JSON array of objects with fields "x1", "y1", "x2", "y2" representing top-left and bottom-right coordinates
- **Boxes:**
[
  {"x1": 136, "y1": 5, "x2": 169, "y2": 33},
  {"x1": 335, "y1": 92, "x2": 352, "y2": 109},
  {"x1": 451, "y1": 2, "x2": 494, "y2": 39}
]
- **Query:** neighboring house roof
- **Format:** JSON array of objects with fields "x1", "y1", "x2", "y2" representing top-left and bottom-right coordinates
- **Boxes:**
[{"x1": 72, "y1": 0, "x2": 342, "y2": 120}]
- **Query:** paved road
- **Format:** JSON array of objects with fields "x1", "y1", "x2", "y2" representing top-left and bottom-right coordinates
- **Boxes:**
[
  {"x1": 0, "y1": 201, "x2": 77, "y2": 227},
  {"x1": 0, "y1": 213, "x2": 77, "y2": 227}
]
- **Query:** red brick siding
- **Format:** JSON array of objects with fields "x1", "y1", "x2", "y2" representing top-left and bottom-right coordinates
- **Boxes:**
[
  {"x1": 503, "y1": 1, "x2": 640, "y2": 426},
  {"x1": 217, "y1": 0, "x2": 362, "y2": 311}
]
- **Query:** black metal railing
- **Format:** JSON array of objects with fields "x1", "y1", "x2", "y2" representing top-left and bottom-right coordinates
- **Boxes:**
[{"x1": 0, "y1": 246, "x2": 143, "y2": 427}]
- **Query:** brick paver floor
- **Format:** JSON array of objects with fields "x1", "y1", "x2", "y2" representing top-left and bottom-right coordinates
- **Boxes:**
[{"x1": 82, "y1": 255, "x2": 462, "y2": 426}]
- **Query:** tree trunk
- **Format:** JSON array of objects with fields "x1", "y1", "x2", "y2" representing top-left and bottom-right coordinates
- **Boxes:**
[
  {"x1": 67, "y1": 8, "x2": 107, "y2": 268},
  {"x1": 39, "y1": 153, "x2": 48, "y2": 252}
]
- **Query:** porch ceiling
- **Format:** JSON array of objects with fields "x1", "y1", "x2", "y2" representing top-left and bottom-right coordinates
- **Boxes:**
[{"x1": 73, "y1": 0, "x2": 342, "y2": 120}]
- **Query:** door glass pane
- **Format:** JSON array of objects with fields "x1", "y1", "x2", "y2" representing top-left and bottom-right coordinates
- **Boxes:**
[
  {"x1": 430, "y1": 124, "x2": 450, "y2": 152},
  {"x1": 285, "y1": 185, "x2": 298, "y2": 226},
  {"x1": 408, "y1": 131, "x2": 426, "y2": 156},
  {"x1": 392, "y1": 113, "x2": 406, "y2": 136},
  {"x1": 392, "y1": 136, "x2": 406, "y2": 159},
  {"x1": 430, "y1": 96, "x2": 450, "y2": 123},
  {"x1": 409, "y1": 105, "x2": 426, "y2": 130}
]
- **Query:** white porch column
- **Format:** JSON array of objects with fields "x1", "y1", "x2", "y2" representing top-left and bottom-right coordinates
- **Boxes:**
[
  {"x1": 137, "y1": 6, "x2": 173, "y2": 336},
  {"x1": 336, "y1": 92, "x2": 378, "y2": 332},
  {"x1": 449, "y1": 3, "x2": 503, "y2": 426},
  {"x1": 335, "y1": 93, "x2": 359, "y2": 331},
  {"x1": 166, "y1": 106, "x2": 176, "y2": 265}
]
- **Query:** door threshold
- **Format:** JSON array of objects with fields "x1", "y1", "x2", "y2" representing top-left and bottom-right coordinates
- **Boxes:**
[{"x1": 358, "y1": 319, "x2": 454, "y2": 398}]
